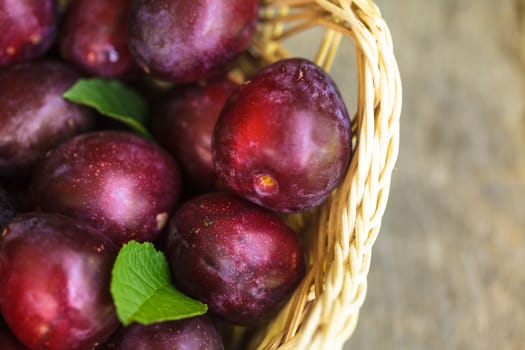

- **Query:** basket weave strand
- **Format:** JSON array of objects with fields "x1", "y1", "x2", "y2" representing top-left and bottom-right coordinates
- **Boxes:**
[{"x1": 241, "y1": 1, "x2": 402, "y2": 349}]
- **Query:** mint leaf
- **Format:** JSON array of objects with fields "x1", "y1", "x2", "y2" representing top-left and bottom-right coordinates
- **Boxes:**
[
  {"x1": 63, "y1": 78, "x2": 153, "y2": 139},
  {"x1": 110, "y1": 241, "x2": 207, "y2": 326}
]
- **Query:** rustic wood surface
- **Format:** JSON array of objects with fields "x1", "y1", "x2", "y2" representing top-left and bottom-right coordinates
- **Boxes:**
[{"x1": 335, "y1": 1, "x2": 525, "y2": 349}]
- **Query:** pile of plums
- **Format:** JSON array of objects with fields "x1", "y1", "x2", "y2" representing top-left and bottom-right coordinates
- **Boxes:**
[{"x1": 0, "y1": 0, "x2": 353, "y2": 349}]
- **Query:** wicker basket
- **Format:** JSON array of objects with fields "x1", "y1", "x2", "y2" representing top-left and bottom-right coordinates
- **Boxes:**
[
  {"x1": 57, "y1": 0, "x2": 401, "y2": 347},
  {"x1": 227, "y1": 1, "x2": 402, "y2": 349}
]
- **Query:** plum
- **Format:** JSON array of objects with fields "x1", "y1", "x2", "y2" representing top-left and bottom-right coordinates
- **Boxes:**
[
  {"x1": 128, "y1": 0, "x2": 258, "y2": 83},
  {"x1": 59, "y1": 0, "x2": 135, "y2": 78},
  {"x1": 0, "y1": 61, "x2": 96, "y2": 177},
  {"x1": 104, "y1": 317, "x2": 224, "y2": 350},
  {"x1": 0, "y1": 212, "x2": 119, "y2": 350},
  {"x1": 213, "y1": 58, "x2": 352, "y2": 212},
  {"x1": 0, "y1": 0, "x2": 58, "y2": 67},
  {"x1": 30, "y1": 130, "x2": 181, "y2": 245},
  {"x1": 152, "y1": 77, "x2": 239, "y2": 193},
  {"x1": 166, "y1": 192, "x2": 306, "y2": 326}
]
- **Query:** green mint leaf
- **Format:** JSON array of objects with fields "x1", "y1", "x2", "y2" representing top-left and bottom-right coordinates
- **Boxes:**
[
  {"x1": 63, "y1": 78, "x2": 153, "y2": 139},
  {"x1": 110, "y1": 241, "x2": 207, "y2": 326}
]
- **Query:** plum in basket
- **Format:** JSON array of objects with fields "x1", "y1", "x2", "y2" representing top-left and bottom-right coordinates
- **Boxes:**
[
  {"x1": 0, "y1": 212, "x2": 119, "y2": 350},
  {"x1": 30, "y1": 130, "x2": 181, "y2": 245},
  {"x1": 213, "y1": 58, "x2": 352, "y2": 213},
  {"x1": 104, "y1": 316, "x2": 224, "y2": 350},
  {"x1": 59, "y1": 0, "x2": 136, "y2": 78},
  {"x1": 152, "y1": 76, "x2": 240, "y2": 193},
  {"x1": 0, "y1": 0, "x2": 58, "y2": 67},
  {"x1": 0, "y1": 61, "x2": 96, "y2": 177},
  {"x1": 166, "y1": 192, "x2": 306, "y2": 326},
  {"x1": 128, "y1": 0, "x2": 258, "y2": 83}
]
